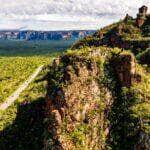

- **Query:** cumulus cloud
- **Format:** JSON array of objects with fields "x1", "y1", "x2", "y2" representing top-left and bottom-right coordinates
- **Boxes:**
[{"x1": 0, "y1": 0, "x2": 149, "y2": 30}]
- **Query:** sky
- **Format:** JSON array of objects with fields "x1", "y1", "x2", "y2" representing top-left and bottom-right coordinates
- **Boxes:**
[{"x1": 0, "y1": 0, "x2": 149, "y2": 31}]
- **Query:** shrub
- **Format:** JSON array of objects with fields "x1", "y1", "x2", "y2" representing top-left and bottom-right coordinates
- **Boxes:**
[{"x1": 136, "y1": 48, "x2": 150, "y2": 65}]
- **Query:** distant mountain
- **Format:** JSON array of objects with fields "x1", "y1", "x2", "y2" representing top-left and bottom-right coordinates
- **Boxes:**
[{"x1": 0, "y1": 30, "x2": 95, "y2": 41}]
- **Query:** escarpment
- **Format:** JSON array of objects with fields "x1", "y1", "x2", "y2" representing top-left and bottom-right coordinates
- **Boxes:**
[
  {"x1": 44, "y1": 47, "x2": 150, "y2": 149},
  {"x1": 44, "y1": 49, "x2": 112, "y2": 150},
  {"x1": 44, "y1": 6, "x2": 150, "y2": 150}
]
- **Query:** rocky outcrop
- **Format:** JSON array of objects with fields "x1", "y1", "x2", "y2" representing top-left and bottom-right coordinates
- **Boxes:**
[
  {"x1": 136, "y1": 5, "x2": 148, "y2": 27},
  {"x1": 44, "y1": 50, "x2": 113, "y2": 150},
  {"x1": 110, "y1": 53, "x2": 141, "y2": 87},
  {"x1": 124, "y1": 14, "x2": 133, "y2": 24},
  {"x1": 44, "y1": 47, "x2": 150, "y2": 149},
  {"x1": 43, "y1": 6, "x2": 150, "y2": 150}
]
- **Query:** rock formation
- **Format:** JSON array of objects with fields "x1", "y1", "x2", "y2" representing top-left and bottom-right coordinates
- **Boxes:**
[
  {"x1": 44, "y1": 49, "x2": 115, "y2": 150},
  {"x1": 124, "y1": 14, "x2": 133, "y2": 23},
  {"x1": 110, "y1": 53, "x2": 142, "y2": 87},
  {"x1": 44, "y1": 5, "x2": 150, "y2": 150},
  {"x1": 136, "y1": 5, "x2": 148, "y2": 27}
]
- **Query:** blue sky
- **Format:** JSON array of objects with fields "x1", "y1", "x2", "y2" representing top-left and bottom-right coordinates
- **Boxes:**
[{"x1": 0, "y1": 0, "x2": 149, "y2": 31}]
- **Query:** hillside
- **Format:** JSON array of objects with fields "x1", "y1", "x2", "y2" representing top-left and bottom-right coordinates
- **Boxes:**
[
  {"x1": 44, "y1": 6, "x2": 150, "y2": 150},
  {"x1": 72, "y1": 6, "x2": 150, "y2": 61}
]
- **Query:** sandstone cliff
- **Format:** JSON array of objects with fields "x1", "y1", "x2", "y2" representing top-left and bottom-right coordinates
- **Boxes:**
[
  {"x1": 43, "y1": 6, "x2": 150, "y2": 150},
  {"x1": 44, "y1": 47, "x2": 149, "y2": 149},
  {"x1": 44, "y1": 48, "x2": 111, "y2": 149}
]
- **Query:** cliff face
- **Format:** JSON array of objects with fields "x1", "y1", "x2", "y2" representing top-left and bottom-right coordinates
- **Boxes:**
[
  {"x1": 44, "y1": 46, "x2": 150, "y2": 150},
  {"x1": 44, "y1": 6, "x2": 150, "y2": 150},
  {"x1": 44, "y1": 48, "x2": 112, "y2": 149}
]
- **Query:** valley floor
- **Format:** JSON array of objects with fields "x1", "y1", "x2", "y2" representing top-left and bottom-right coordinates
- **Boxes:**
[
  {"x1": 0, "y1": 65, "x2": 44, "y2": 111},
  {"x1": 0, "y1": 39, "x2": 72, "y2": 149},
  {"x1": 0, "y1": 66, "x2": 48, "y2": 149}
]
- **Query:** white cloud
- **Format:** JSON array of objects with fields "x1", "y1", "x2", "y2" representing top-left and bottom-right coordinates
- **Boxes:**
[{"x1": 0, "y1": 0, "x2": 149, "y2": 30}]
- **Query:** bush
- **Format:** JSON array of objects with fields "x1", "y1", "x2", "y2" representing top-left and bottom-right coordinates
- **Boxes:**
[{"x1": 136, "y1": 48, "x2": 150, "y2": 65}]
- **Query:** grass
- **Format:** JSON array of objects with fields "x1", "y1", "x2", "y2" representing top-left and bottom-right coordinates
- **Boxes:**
[
  {"x1": 0, "y1": 39, "x2": 74, "y2": 104},
  {"x1": 0, "y1": 39, "x2": 73, "y2": 149},
  {"x1": 0, "y1": 56, "x2": 50, "y2": 104},
  {"x1": 0, "y1": 66, "x2": 48, "y2": 149}
]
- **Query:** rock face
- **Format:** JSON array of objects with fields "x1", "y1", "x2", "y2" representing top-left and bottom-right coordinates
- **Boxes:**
[
  {"x1": 44, "y1": 47, "x2": 150, "y2": 150},
  {"x1": 44, "y1": 51, "x2": 113, "y2": 150},
  {"x1": 136, "y1": 5, "x2": 148, "y2": 27},
  {"x1": 111, "y1": 53, "x2": 137, "y2": 87},
  {"x1": 43, "y1": 6, "x2": 150, "y2": 149},
  {"x1": 139, "y1": 6, "x2": 148, "y2": 17}
]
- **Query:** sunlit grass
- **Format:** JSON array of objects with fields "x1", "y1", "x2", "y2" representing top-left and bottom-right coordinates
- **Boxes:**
[{"x1": 0, "y1": 56, "x2": 51, "y2": 104}]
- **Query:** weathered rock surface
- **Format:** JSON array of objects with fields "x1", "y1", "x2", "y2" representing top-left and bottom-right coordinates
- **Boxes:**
[
  {"x1": 110, "y1": 53, "x2": 141, "y2": 87},
  {"x1": 44, "y1": 48, "x2": 150, "y2": 150},
  {"x1": 44, "y1": 51, "x2": 113, "y2": 150},
  {"x1": 43, "y1": 6, "x2": 150, "y2": 149}
]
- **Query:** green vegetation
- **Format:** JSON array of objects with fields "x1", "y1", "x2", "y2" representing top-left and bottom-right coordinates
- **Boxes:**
[
  {"x1": 103, "y1": 58, "x2": 137, "y2": 149},
  {"x1": 136, "y1": 48, "x2": 150, "y2": 65},
  {"x1": 0, "y1": 56, "x2": 50, "y2": 104},
  {"x1": 72, "y1": 16, "x2": 149, "y2": 56},
  {"x1": 0, "y1": 40, "x2": 73, "y2": 103},
  {"x1": 70, "y1": 124, "x2": 89, "y2": 148},
  {"x1": 0, "y1": 39, "x2": 73, "y2": 149},
  {"x1": 0, "y1": 39, "x2": 75, "y2": 56},
  {"x1": 0, "y1": 66, "x2": 48, "y2": 149},
  {"x1": 102, "y1": 50, "x2": 150, "y2": 149}
]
